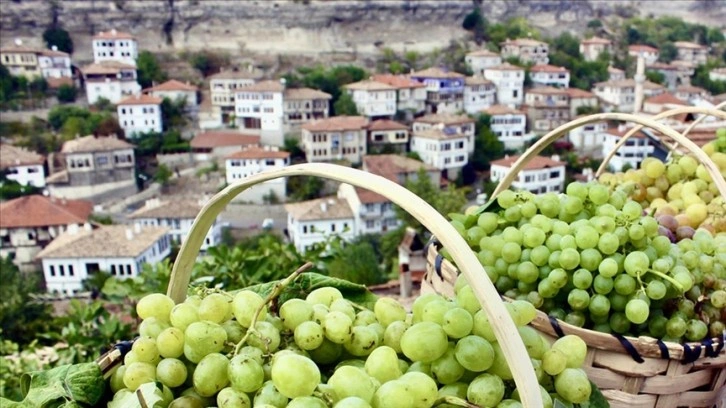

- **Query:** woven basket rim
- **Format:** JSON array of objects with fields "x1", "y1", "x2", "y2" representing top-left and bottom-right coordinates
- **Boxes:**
[{"x1": 425, "y1": 242, "x2": 726, "y2": 363}]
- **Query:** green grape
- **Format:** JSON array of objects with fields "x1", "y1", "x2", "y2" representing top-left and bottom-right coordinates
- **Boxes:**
[
  {"x1": 501, "y1": 242, "x2": 522, "y2": 263},
  {"x1": 572, "y1": 269, "x2": 593, "y2": 290},
  {"x1": 518, "y1": 326, "x2": 545, "y2": 359},
  {"x1": 624, "y1": 251, "x2": 650, "y2": 277},
  {"x1": 521, "y1": 201, "x2": 538, "y2": 218},
  {"x1": 271, "y1": 353, "x2": 320, "y2": 398},
  {"x1": 598, "y1": 258, "x2": 618, "y2": 278},
  {"x1": 554, "y1": 368, "x2": 591, "y2": 404},
  {"x1": 548, "y1": 268, "x2": 568, "y2": 288},
  {"x1": 685, "y1": 319, "x2": 708, "y2": 342},
  {"x1": 560, "y1": 234, "x2": 577, "y2": 250},
  {"x1": 510, "y1": 299, "x2": 537, "y2": 326},
  {"x1": 193, "y1": 353, "x2": 230, "y2": 397},
  {"x1": 157, "y1": 358, "x2": 188, "y2": 388},
  {"x1": 139, "y1": 316, "x2": 170, "y2": 339},
  {"x1": 453, "y1": 335, "x2": 494, "y2": 372},
  {"x1": 530, "y1": 246, "x2": 551, "y2": 267},
  {"x1": 517, "y1": 261, "x2": 539, "y2": 284},
  {"x1": 442, "y1": 307, "x2": 473, "y2": 339},
  {"x1": 331, "y1": 299, "x2": 356, "y2": 320},
  {"x1": 233, "y1": 291, "x2": 267, "y2": 328},
  {"x1": 666, "y1": 316, "x2": 687, "y2": 338},
  {"x1": 323, "y1": 311, "x2": 354, "y2": 344},
  {"x1": 247, "y1": 321, "x2": 281, "y2": 352},
  {"x1": 400, "y1": 322, "x2": 448, "y2": 362},
  {"x1": 312, "y1": 304, "x2": 329, "y2": 325},
  {"x1": 588, "y1": 184, "x2": 610, "y2": 205},
  {"x1": 645, "y1": 280, "x2": 667, "y2": 300},
  {"x1": 421, "y1": 299, "x2": 454, "y2": 325},
  {"x1": 575, "y1": 225, "x2": 599, "y2": 249},
  {"x1": 228, "y1": 354, "x2": 264, "y2": 393},
  {"x1": 372, "y1": 380, "x2": 413, "y2": 408},
  {"x1": 123, "y1": 361, "x2": 156, "y2": 391},
  {"x1": 334, "y1": 397, "x2": 372, "y2": 408},
  {"x1": 467, "y1": 373, "x2": 505, "y2": 407},
  {"x1": 588, "y1": 294, "x2": 610, "y2": 316},
  {"x1": 344, "y1": 326, "x2": 380, "y2": 357},
  {"x1": 109, "y1": 365, "x2": 126, "y2": 393},
  {"x1": 288, "y1": 397, "x2": 327, "y2": 408},
  {"x1": 372, "y1": 298, "x2": 406, "y2": 328},
  {"x1": 279, "y1": 299, "x2": 314, "y2": 331},
  {"x1": 184, "y1": 321, "x2": 227, "y2": 363},
  {"x1": 472, "y1": 310, "x2": 497, "y2": 342},
  {"x1": 399, "y1": 371, "x2": 439, "y2": 407},
  {"x1": 455, "y1": 285, "x2": 482, "y2": 315},
  {"x1": 622, "y1": 201, "x2": 643, "y2": 220},
  {"x1": 564, "y1": 196, "x2": 584, "y2": 215},
  {"x1": 487, "y1": 343, "x2": 513, "y2": 380},
  {"x1": 614, "y1": 274, "x2": 636, "y2": 295},
  {"x1": 523, "y1": 227, "x2": 546, "y2": 248},
  {"x1": 198, "y1": 293, "x2": 232, "y2": 324},
  {"x1": 559, "y1": 248, "x2": 580, "y2": 270},
  {"x1": 542, "y1": 348, "x2": 567, "y2": 376},
  {"x1": 478, "y1": 212, "x2": 499, "y2": 234},
  {"x1": 412, "y1": 293, "x2": 443, "y2": 322},
  {"x1": 579, "y1": 248, "x2": 602, "y2": 272},
  {"x1": 361, "y1": 345, "x2": 400, "y2": 384},
  {"x1": 137, "y1": 293, "x2": 175, "y2": 323},
  {"x1": 430, "y1": 346, "x2": 465, "y2": 384},
  {"x1": 237, "y1": 346, "x2": 264, "y2": 365},
  {"x1": 217, "y1": 387, "x2": 251, "y2": 408},
  {"x1": 354, "y1": 310, "x2": 377, "y2": 326},
  {"x1": 254, "y1": 380, "x2": 289, "y2": 407},
  {"x1": 132, "y1": 336, "x2": 159, "y2": 363},
  {"x1": 170, "y1": 303, "x2": 199, "y2": 331},
  {"x1": 382, "y1": 321, "x2": 407, "y2": 353},
  {"x1": 497, "y1": 190, "x2": 517, "y2": 208},
  {"x1": 294, "y1": 321, "x2": 324, "y2": 351},
  {"x1": 552, "y1": 335, "x2": 587, "y2": 368},
  {"x1": 157, "y1": 327, "x2": 184, "y2": 359}
]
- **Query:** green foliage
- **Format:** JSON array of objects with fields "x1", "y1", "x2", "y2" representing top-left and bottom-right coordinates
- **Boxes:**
[
  {"x1": 659, "y1": 42, "x2": 678, "y2": 63},
  {"x1": 283, "y1": 64, "x2": 367, "y2": 108},
  {"x1": 283, "y1": 137, "x2": 305, "y2": 162},
  {"x1": 0, "y1": 258, "x2": 56, "y2": 346},
  {"x1": 406, "y1": 151, "x2": 423, "y2": 161},
  {"x1": 88, "y1": 213, "x2": 113, "y2": 225},
  {"x1": 136, "y1": 51, "x2": 168, "y2": 88},
  {"x1": 102, "y1": 260, "x2": 173, "y2": 306},
  {"x1": 55, "y1": 84, "x2": 76, "y2": 103},
  {"x1": 92, "y1": 97, "x2": 114, "y2": 113},
  {"x1": 326, "y1": 236, "x2": 385, "y2": 285},
  {"x1": 394, "y1": 168, "x2": 468, "y2": 234},
  {"x1": 645, "y1": 70, "x2": 666, "y2": 85},
  {"x1": 333, "y1": 91, "x2": 358, "y2": 116},
  {"x1": 623, "y1": 16, "x2": 714, "y2": 47},
  {"x1": 587, "y1": 19, "x2": 603, "y2": 29},
  {"x1": 42, "y1": 27, "x2": 73, "y2": 54},
  {"x1": 0, "y1": 174, "x2": 42, "y2": 200},
  {"x1": 287, "y1": 175, "x2": 325, "y2": 201},
  {"x1": 470, "y1": 114, "x2": 505, "y2": 171},
  {"x1": 161, "y1": 97, "x2": 187, "y2": 130},
  {"x1": 154, "y1": 163, "x2": 173, "y2": 185},
  {"x1": 549, "y1": 47, "x2": 609, "y2": 90},
  {"x1": 692, "y1": 61, "x2": 726, "y2": 95},
  {"x1": 486, "y1": 17, "x2": 541, "y2": 49},
  {"x1": 462, "y1": 8, "x2": 488, "y2": 44},
  {"x1": 48, "y1": 105, "x2": 121, "y2": 139},
  {"x1": 576, "y1": 105, "x2": 601, "y2": 116},
  {"x1": 380, "y1": 227, "x2": 406, "y2": 275},
  {"x1": 186, "y1": 51, "x2": 231, "y2": 77}
]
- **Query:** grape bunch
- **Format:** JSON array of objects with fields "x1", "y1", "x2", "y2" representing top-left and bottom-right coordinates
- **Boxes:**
[
  {"x1": 449, "y1": 181, "x2": 726, "y2": 343},
  {"x1": 107, "y1": 281, "x2": 594, "y2": 407}
]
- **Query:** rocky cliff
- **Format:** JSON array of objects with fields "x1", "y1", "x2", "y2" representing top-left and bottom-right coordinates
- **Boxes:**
[{"x1": 1, "y1": 0, "x2": 723, "y2": 61}]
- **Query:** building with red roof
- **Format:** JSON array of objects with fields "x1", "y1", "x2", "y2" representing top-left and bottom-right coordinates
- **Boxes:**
[{"x1": 490, "y1": 155, "x2": 566, "y2": 194}]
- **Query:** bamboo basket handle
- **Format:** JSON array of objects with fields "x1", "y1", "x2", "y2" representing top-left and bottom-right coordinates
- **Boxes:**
[
  {"x1": 595, "y1": 105, "x2": 726, "y2": 177},
  {"x1": 167, "y1": 163, "x2": 544, "y2": 407},
  {"x1": 667, "y1": 101, "x2": 726, "y2": 161},
  {"x1": 491, "y1": 112, "x2": 726, "y2": 200}
]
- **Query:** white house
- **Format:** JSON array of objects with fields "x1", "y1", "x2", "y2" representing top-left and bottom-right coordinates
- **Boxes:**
[
  {"x1": 92, "y1": 29, "x2": 138, "y2": 66},
  {"x1": 568, "y1": 120, "x2": 608, "y2": 154},
  {"x1": 481, "y1": 105, "x2": 530, "y2": 150},
  {"x1": 0, "y1": 195, "x2": 93, "y2": 272},
  {"x1": 484, "y1": 63, "x2": 525, "y2": 107},
  {"x1": 674, "y1": 41, "x2": 709, "y2": 66},
  {"x1": 37, "y1": 47, "x2": 73, "y2": 80},
  {"x1": 0, "y1": 144, "x2": 45, "y2": 188},
  {"x1": 337, "y1": 155, "x2": 441, "y2": 235},
  {"x1": 344, "y1": 79, "x2": 397, "y2": 119},
  {"x1": 225, "y1": 146, "x2": 290, "y2": 204},
  {"x1": 464, "y1": 77, "x2": 496, "y2": 114},
  {"x1": 579, "y1": 37, "x2": 613, "y2": 62},
  {"x1": 82, "y1": 60, "x2": 141, "y2": 104},
  {"x1": 564, "y1": 87, "x2": 599, "y2": 117},
  {"x1": 529, "y1": 64, "x2": 570, "y2": 88},
  {"x1": 36, "y1": 225, "x2": 171, "y2": 295},
  {"x1": 500, "y1": 38, "x2": 549, "y2": 65},
  {"x1": 189, "y1": 130, "x2": 260, "y2": 162},
  {"x1": 709, "y1": 67, "x2": 726, "y2": 82},
  {"x1": 282, "y1": 87, "x2": 333, "y2": 129},
  {"x1": 642, "y1": 92, "x2": 689, "y2": 115},
  {"x1": 465, "y1": 50, "x2": 503, "y2": 77},
  {"x1": 608, "y1": 66, "x2": 626, "y2": 81},
  {"x1": 647, "y1": 62, "x2": 694, "y2": 91},
  {"x1": 371, "y1": 74, "x2": 427, "y2": 115},
  {"x1": 366, "y1": 119, "x2": 410, "y2": 154},
  {"x1": 144, "y1": 79, "x2": 199, "y2": 108},
  {"x1": 413, "y1": 114, "x2": 476, "y2": 154},
  {"x1": 675, "y1": 85, "x2": 710, "y2": 103},
  {"x1": 628, "y1": 45, "x2": 660, "y2": 65},
  {"x1": 129, "y1": 198, "x2": 223, "y2": 252},
  {"x1": 490, "y1": 155, "x2": 566, "y2": 194},
  {"x1": 411, "y1": 115, "x2": 474, "y2": 179},
  {"x1": 235, "y1": 80, "x2": 286, "y2": 146},
  {"x1": 524, "y1": 87, "x2": 571, "y2": 134},
  {"x1": 592, "y1": 79, "x2": 665, "y2": 112},
  {"x1": 409, "y1": 67, "x2": 466, "y2": 114},
  {"x1": 601, "y1": 126, "x2": 654, "y2": 171},
  {"x1": 0, "y1": 42, "x2": 72, "y2": 81},
  {"x1": 117, "y1": 94, "x2": 163, "y2": 137},
  {"x1": 210, "y1": 68, "x2": 263, "y2": 123},
  {"x1": 284, "y1": 196, "x2": 356, "y2": 254},
  {"x1": 301, "y1": 116, "x2": 369, "y2": 165}
]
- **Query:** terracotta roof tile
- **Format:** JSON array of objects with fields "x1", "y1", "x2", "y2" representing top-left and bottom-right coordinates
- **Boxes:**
[
  {"x1": 241, "y1": 80, "x2": 285, "y2": 93},
  {"x1": 414, "y1": 113, "x2": 474, "y2": 125},
  {"x1": 676, "y1": 85, "x2": 708, "y2": 94},
  {"x1": 629, "y1": 44, "x2": 659, "y2": 53},
  {"x1": 604, "y1": 127, "x2": 649, "y2": 139},
  {"x1": 93, "y1": 30, "x2": 135, "y2": 40},
  {"x1": 410, "y1": 67, "x2": 465, "y2": 79},
  {"x1": 117, "y1": 94, "x2": 163, "y2": 105},
  {"x1": 581, "y1": 36, "x2": 611, "y2": 45},
  {"x1": 226, "y1": 145, "x2": 290, "y2": 160},
  {"x1": 144, "y1": 79, "x2": 199, "y2": 92},
  {"x1": 501, "y1": 38, "x2": 548, "y2": 47},
  {"x1": 466, "y1": 50, "x2": 501, "y2": 57},
  {"x1": 344, "y1": 79, "x2": 396, "y2": 91},
  {"x1": 363, "y1": 154, "x2": 436, "y2": 178},
  {"x1": 526, "y1": 86, "x2": 569, "y2": 95},
  {"x1": 0, "y1": 144, "x2": 44, "y2": 168},
  {"x1": 491, "y1": 155, "x2": 566, "y2": 170},
  {"x1": 302, "y1": 116, "x2": 368, "y2": 132},
  {"x1": 36, "y1": 225, "x2": 169, "y2": 259},
  {"x1": 82, "y1": 60, "x2": 136, "y2": 75},
  {"x1": 190, "y1": 131, "x2": 260, "y2": 149},
  {"x1": 465, "y1": 76, "x2": 494, "y2": 86},
  {"x1": 412, "y1": 128, "x2": 467, "y2": 140},
  {"x1": 128, "y1": 199, "x2": 204, "y2": 219},
  {"x1": 354, "y1": 187, "x2": 388, "y2": 204},
  {"x1": 644, "y1": 92, "x2": 689, "y2": 106},
  {"x1": 485, "y1": 63, "x2": 524, "y2": 72},
  {"x1": 674, "y1": 41, "x2": 707, "y2": 49},
  {"x1": 563, "y1": 88, "x2": 596, "y2": 98},
  {"x1": 594, "y1": 79, "x2": 664, "y2": 90},
  {"x1": 209, "y1": 69, "x2": 264, "y2": 80},
  {"x1": 370, "y1": 74, "x2": 426, "y2": 89},
  {"x1": 367, "y1": 119, "x2": 408, "y2": 131},
  {"x1": 482, "y1": 104, "x2": 524, "y2": 115},
  {"x1": 284, "y1": 196, "x2": 354, "y2": 221},
  {"x1": 0, "y1": 195, "x2": 93, "y2": 228},
  {"x1": 284, "y1": 87, "x2": 332, "y2": 100},
  {"x1": 46, "y1": 77, "x2": 74, "y2": 89},
  {"x1": 61, "y1": 135, "x2": 134, "y2": 154},
  {"x1": 530, "y1": 64, "x2": 569, "y2": 73}
]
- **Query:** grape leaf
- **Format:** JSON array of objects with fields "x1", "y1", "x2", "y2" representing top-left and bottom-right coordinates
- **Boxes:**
[
  {"x1": 0, "y1": 362, "x2": 104, "y2": 407},
  {"x1": 107, "y1": 382, "x2": 165, "y2": 408},
  {"x1": 474, "y1": 197, "x2": 503, "y2": 215}
]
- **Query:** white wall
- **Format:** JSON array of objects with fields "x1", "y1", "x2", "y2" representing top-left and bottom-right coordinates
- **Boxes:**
[
  {"x1": 133, "y1": 218, "x2": 222, "y2": 251},
  {"x1": 225, "y1": 156, "x2": 289, "y2": 203},
  {"x1": 410, "y1": 135, "x2": 469, "y2": 171},
  {"x1": 491, "y1": 165, "x2": 565, "y2": 194},
  {"x1": 464, "y1": 85, "x2": 496, "y2": 114},
  {"x1": 531, "y1": 71, "x2": 570, "y2": 88},
  {"x1": 490, "y1": 113, "x2": 528, "y2": 149},
  {"x1": 484, "y1": 69, "x2": 524, "y2": 106},
  {"x1": 302, "y1": 130, "x2": 367, "y2": 164},
  {"x1": 37, "y1": 55, "x2": 72, "y2": 78},
  {"x1": 466, "y1": 55, "x2": 502, "y2": 77},
  {"x1": 349, "y1": 89, "x2": 396, "y2": 117},
  {"x1": 396, "y1": 88, "x2": 427, "y2": 113},
  {"x1": 118, "y1": 103, "x2": 163, "y2": 136},
  {"x1": 151, "y1": 90, "x2": 198, "y2": 107},
  {"x1": 86, "y1": 79, "x2": 141, "y2": 104},
  {"x1": 601, "y1": 133, "x2": 654, "y2": 171},
  {"x1": 5, "y1": 164, "x2": 45, "y2": 187},
  {"x1": 287, "y1": 214, "x2": 356, "y2": 254},
  {"x1": 93, "y1": 38, "x2": 138, "y2": 66},
  {"x1": 568, "y1": 122, "x2": 608, "y2": 152}
]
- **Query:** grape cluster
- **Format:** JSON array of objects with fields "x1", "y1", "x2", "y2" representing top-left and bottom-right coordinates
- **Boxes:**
[
  {"x1": 108, "y1": 284, "x2": 593, "y2": 407},
  {"x1": 450, "y1": 181, "x2": 726, "y2": 343}
]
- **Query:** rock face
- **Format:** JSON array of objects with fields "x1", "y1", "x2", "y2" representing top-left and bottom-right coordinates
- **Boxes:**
[{"x1": 0, "y1": 0, "x2": 723, "y2": 60}]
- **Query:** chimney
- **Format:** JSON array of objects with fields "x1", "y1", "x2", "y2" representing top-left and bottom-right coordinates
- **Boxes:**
[
  {"x1": 111, "y1": 29, "x2": 117, "y2": 35},
  {"x1": 83, "y1": 223, "x2": 92, "y2": 232},
  {"x1": 551, "y1": 154, "x2": 560, "y2": 162},
  {"x1": 125, "y1": 228, "x2": 133, "y2": 240},
  {"x1": 134, "y1": 223, "x2": 142, "y2": 233},
  {"x1": 14, "y1": 38, "x2": 22, "y2": 46},
  {"x1": 68, "y1": 224, "x2": 79, "y2": 235},
  {"x1": 320, "y1": 202, "x2": 327, "y2": 212}
]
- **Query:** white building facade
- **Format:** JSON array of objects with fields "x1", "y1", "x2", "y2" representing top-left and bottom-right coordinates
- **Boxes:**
[
  {"x1": 465, "y1": 50, "x2": 503, "y2": 77},
  {"x1": 628, "y1": 45, "x2": 660, "y2": 66},
  {"x1": 490, "y1": 155, "x2": 566, "y2": 194},
  {"x1": 92, "y1": 29, "x2": 138, "y2": 66},
  {"x1": 225, "y1": 146, "x2": 290, "y2": 204},
  {"x1": 674, "y1": 42, "x2": 709, "y2": 66},
  {"x1": 482, "y1": 105, "x2": 530, "y2": 150},
  {"x1": 530, "y1": 65, "x2": 570, "y2": 88},
  {"x1": 235, "y1": 80, "x2": 286, "y2": 146},
  {"x1": 371, "y1": 74, "x2": 427, "y2": 115},
  {"x1": 82, "y1": 61, "x2": 141, "y2": 104},
  {"x1": 484, "y1": 64, "x2": 525, "y2": 107},
  {"x1": 117, "y1": 94, "x2": 163, "y2": 137},
  {"x1": 568, "y1": 120, "x2": 608, "y2": 153},
  {"x1": 145, "y1": 80, "x2": 199, "y2": 107},
  {"x1": 579, "y1": 37, "x2": 613, "y2": 62},
  {"x1": 500, "y1": 38, "x2": 549, "y2": 65},
  {"x1": 344, "y1": 80, "x2": 397, "y2": 119},
  {"x1": 37, "y1": 48, "x2": 73, "y2": 79},
  {"x1": 601, "y1": 127, "x2": 654, "y2": 171},
  {"x1": 0, "y1": 144, "x2": 45, "y2": 188},
  {"x1": 285, "y1": 196, "x2": 356, "y2": 254},
  {"x1": 301, "y1": 116, "x2": 369, "y2": 164},
  {"x1": 464, "y1": 77, "x2": 496, "y2": 114}
]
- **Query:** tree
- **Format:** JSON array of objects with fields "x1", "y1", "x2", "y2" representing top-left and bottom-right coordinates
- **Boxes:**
[
  {"x1": 394, "y1": 168, "x2": 468, "y2": 234},
  {"x1": 42, "y1": 27, "x2": 73, "y2": 54},
  {"x1": 284, "y1": 137, "x2": 306, "y2": 162},
  {"x1": 56, "y1": 84, "x2": 76, "y2": 103},
  {"x1": 154, "y1": 164, "x2": 173, "y2": 186},
  {"x1": 0, "y1": 257, "x2": 57, "y2": 346},
  {"x1": 326, "y1": 238, "x2": 385, "y2": 285},
  {"x1": 587, "y1": 19, "x2": 603, "y2": 29},
  {"x1": 136, "y1": 51, "x2": 168, "y2": 88},
  {"x1": 161, "y1": 97, "x2": 187, "y2": 130},
  {"x1": 462, "y1": 8, "x2": 488, "y2": 44},
  {"x1": 470, "y1": 114, "x2": 504, "y2": 171},
  {"x1": 287, "y1": 176, "x2": 325, "y2": 201},
  {"x1": 188, "y1": 51, "x2": 231, "y2": 77},
  {"x1": 645, "y1": 70, "x2": 666, "y2": 85},
  {"x1": 333, "y1": 92, "x2": 358, "y2": 116},
  {"x1": 552, "y1": 32, "x2": 582, "y2": 59},
  {"x1": 659, "y1": 42, "x2": 678, "y2": 63},
  {"x1": 93, "y1": 97, "x2": 114, "y2": 112}
]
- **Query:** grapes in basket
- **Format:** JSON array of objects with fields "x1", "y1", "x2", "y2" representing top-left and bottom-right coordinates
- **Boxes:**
[
  {"x1": 448, "y1": 179, "x2": 726, "y2": 344},
  {"x1": 98, "y1": 272, "x2": 603, "y2": 408}
]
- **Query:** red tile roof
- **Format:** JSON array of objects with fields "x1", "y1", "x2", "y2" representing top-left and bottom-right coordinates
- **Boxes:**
[
  {"x1": 190, "y1": 131, "x2": 260, "y2": 149},
  {"x1": 0, "y1": 144, "x2": 44, "y2": 168},
  {"x1": 117, "y1": 94, "x2": 163, "y2": 106},
  {"x1": 144, "y1": 79, "x2": 199, "y2": 92},
  {"x1": 370, "y1": 74, "x2": 426, "y2": 89},
  {"x1": 410, "y1": 67, "x2": 465, "y2": 79},
  {"x1": 530, "y1": 64, "x2": 569, "y2": 73},
  {"x1": 674, "y1": 41, "x2": 707, "y2": 50},
  {"x1": 82, "y1": 60, "x2": 136, "y2": 75},
  {"x1": 93, "y1": 29, "x2": 135, "y2": 40},
  {"x1": 644, "y1": 92, "x2": 689, "y2": 106},
  {"x1": 284, "y1": 88, "x2": 332, "y2": 100},
  {"x1": 302, "y1": 116, "x2": 368, "y2": 132},
  {"x1": 491, "y1": 155, "x2": 566, "y2": 170},
  {"x1": 414, "y1": 113, "x2": 474, "y2": 125},
  {"x1": 501, "y1": 38, "x2": 548, "y2": 47},
  {"x1": 604, "y1": 127, "x2": 648, "y2": 139},
  {"x1": 466, "y1": 50, "x2": 501, "y2": 57},
  {"x1": 344, "y1": 80, "x2": 396, "y2": 91},
  {"x1": 563, "y1": 88, "x2": 596, "y2": 98},
  {"x1": 367, "y1": 119, "x2": 409, "y2": 131},
  {"x1": 482, "y1": 105, "x2": 524, "y2": 115},
  {"x1": 0, "y1": 195, "x2": 93, "y2": 228},
  {"x1": 46, "y1": 77, "x2": 74, "y2": 89},
  {"x1": 628, "y1": 44, "x2": 659, "y2": 53},
  {"x1": 226, "y1": 146, "x2": 290, "y2": 160},
  {"x1": 486, "y1": 63, "x2": 524, "y2": 72},
  {"x1": 242, "y1": 80, "x2": 286, "y2": 93},
  {"x1": 581, "y1": 36, "x2": 611, "y2": 45},
  {"x1": 61, "y1": 135, "x2": 134, "y2": 153}
]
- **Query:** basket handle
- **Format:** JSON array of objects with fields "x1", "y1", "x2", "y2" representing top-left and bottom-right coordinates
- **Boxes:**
[
  {"x1": 491, "y1": 112, "x2": 726, "y2": 200},
  {"x1": 595, "y1": 104, "x2": 726, "y2": 177},
  {"x1": 167, "y1": 163, "x2": 544, "y2": 407}
]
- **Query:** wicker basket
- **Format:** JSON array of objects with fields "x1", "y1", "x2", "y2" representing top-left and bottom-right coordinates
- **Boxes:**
[{"x1": 423, "y1": 110, "x2": 726, "y2": 408}]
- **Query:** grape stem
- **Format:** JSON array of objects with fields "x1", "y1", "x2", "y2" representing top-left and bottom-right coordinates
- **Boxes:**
[
  {"x1": 646, "y1": 268, "x2": 685, "y2": 292},
  {"x1": 233, "y1": 262, "x2": 313, "y2": 355},
  {"x1": 432, "y1": 396, "x2": 480, "y2": 407}
]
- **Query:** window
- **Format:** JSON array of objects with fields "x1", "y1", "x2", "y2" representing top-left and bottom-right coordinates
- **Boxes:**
[
  {"x1": 50, "y1": 265, "x2": 56, "y2": 276},
  {"x1": 265, "y1": 159, "x2": 275, "y2": 166},
  {"x1": 366, "y1": 220, "x2": 375, "y2": 229},
  {"x1": 59, "y1": 265, "x2": 65, "y2": 276},
  {"x1": 550, "y1": 170, "x2": 560, "y2": 178},
  {"x1": 68, "y1": 265, "x2": 74, "y2": 276},
  {"x1": 331, "y1": 224, "x2": 336, "y2": 232},
  {"x1": 111, "y1": 265, "x2": 117, "y2": 275},
  {"x1": 97, "y1": 156, "x2": 108, "y2": 166},
  {"x1": 455, "y1": 141, "x2": 464, "y2": 149},
  {"x1": 303, "y1": 225, "x2": 308, "y2": 234}
]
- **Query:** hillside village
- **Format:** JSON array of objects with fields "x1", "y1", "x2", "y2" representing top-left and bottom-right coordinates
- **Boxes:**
[{"x1": 1, "y1": 8, "x2": 725, "y2": 296}]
